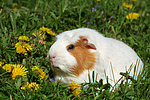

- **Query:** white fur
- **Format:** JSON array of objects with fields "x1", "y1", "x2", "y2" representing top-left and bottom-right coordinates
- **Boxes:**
[{"x1": 48, "y1": 28, "x2": 143, "y2": 86}]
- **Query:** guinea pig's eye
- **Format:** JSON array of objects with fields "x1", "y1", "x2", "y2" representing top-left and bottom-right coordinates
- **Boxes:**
[{"x1": 67, "y1": 45, "x2": 75, "y2": 51}]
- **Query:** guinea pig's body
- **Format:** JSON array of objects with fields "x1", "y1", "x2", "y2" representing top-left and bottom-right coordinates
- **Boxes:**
[{"x1": 48, "y1": 28, "x2": 143, "y2": 86}]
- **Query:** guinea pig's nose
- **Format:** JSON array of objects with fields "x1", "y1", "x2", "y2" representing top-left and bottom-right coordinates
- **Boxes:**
[
  {"x1": 50, "y1": 56, "x2": 57, "y2": 66},
  {"x1": 52, "y1": 56, "x2": 55, "y2": 59},
  {"x1": 51, "y1": 56, "x2": 56, "y2": 60},
  {"x1": 48, "y1": 54, "x2": 55, "y2": 60}
]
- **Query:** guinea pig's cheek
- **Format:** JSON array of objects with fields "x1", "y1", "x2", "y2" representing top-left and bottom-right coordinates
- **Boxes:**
[
  {"x1": 50, "y1": 58, "x2": 54, "y2": 65},
  {"x1": 50, "y1": 55, "x2": 58, "y2": 65},
  {"x1": 51, "y1": 60, "x2": 58, "y2": 68},
  {"x1": 51, "y1": 61, "x2": 55, "y2": 66},
  {"x1": 50, "y1": 58, "x2": 63, "y2": 70},
  {"x1": 50, "y1": 59, "x2": 58, "y2": 68},
  {"x1": 51, "y1": 63, "x2": 60, "y2": 70}
]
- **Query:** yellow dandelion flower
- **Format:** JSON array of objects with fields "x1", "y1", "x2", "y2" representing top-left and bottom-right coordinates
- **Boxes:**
[
  {"x1": 97, "y1": 0, "x2": 101, "y2": 1},
  {"x1": 28, "y1": 82, "x2": 39, "y2": 92},
  {"x1": 18, "y1": 36, "x2": 30, "y2": 41},
  {"x1": 126, "y1": 13, "x2": 139, "y2": 20},
  {"x1": 40, "y1": 26, "x2": 47, "y2": 32},
  {"x1": 21, "y1": 82, "x2": 29, "y2": 90},
  {"x1": 70, "y1": 80, "x2": 81, "y2": 97},
  {"x1": 32, "y1": 66, "x2": 40, "y2": 71},
  {"x1": 32, "y1": 31, "x2": 46, "y2": 39},
  {"x1": 0, "y1": 61, "x2": 5, "y2": 67},
  {"x1": 32, "y1": 66, "x2": 47, "y2": 80},
  {"x1": 21, "y1": 82, "x2": 39, "y2": 92},
  {"x1": 40, "y1": 26, "x2": 56, "y2": 36},
  {"x1": 70, "y1": 80, "x2": 80, "y2": 90},
  {"x1": 46, "y1": 30, "x2": 56, "y2": 36},
  {"x1": 122, "y1": 3, "x2": 133, "y2": 9},
  {"x1": 2, "y1": 64, "x2": 15, "y2": 72},
  {"x1": 132, "y1": 0, "x2": 137, "y2": 1},
  {"x1": 38, "y1": 70, "x2": 47, "y2": 80},
  {"x1": 30, "y1": 41, "x2": 34, "y2": 47},
  {"x1": 13, "y1": 3, "x2": 18, "y2": 12},
  {"x1": 72, "y1": 88, "x2": 81, "y2": 97},
  {"x1": 13, "y1": 7, "x2": 17, "y2": 12},
  {"x1": 15, "y1": 42, "x2": 32, "y2": 55},
  {"x1": 32, "y1": 30, "x2": 42, "y2": 36},
  {"x1": 15, "y1": 42, "x2": 22, "y2": 47},
  {"x1": 12, "y1": 64, "x2": 28, "y2": 79},
  {"x1": 38, "y1": 39, "x2": 46, "y2": 45},
  {"x1": 22, "y1": 43, "x2": 32, "y2": 52},
  {"x1": 16, "y1": 46, "x2": 27, "y2": 55}
]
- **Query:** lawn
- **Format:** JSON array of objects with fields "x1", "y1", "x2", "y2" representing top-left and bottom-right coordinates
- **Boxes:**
[{"x1": 0, "y1": 0, "x2": 150, "y2": 99}]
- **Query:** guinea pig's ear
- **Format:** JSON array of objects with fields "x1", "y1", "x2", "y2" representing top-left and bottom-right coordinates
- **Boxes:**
[{"x1": 81, "y1": 37, "x2": 96, "y2": 50}]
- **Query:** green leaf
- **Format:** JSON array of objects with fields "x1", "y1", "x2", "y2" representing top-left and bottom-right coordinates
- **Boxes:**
[{"x1": 15, "y1": 77, "x2": 22, "y2": 89}]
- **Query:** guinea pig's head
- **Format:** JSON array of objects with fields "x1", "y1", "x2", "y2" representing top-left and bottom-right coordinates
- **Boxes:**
[{"x1": 48, "y1": 29, "x2": 97, "y2": 77}]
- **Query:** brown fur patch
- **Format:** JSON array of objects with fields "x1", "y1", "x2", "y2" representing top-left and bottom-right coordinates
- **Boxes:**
[{"x1": 67, "y1": 36, "x2": 96, "y2": 76}]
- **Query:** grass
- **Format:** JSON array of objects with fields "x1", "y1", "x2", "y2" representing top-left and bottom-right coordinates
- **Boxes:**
[{"x1": 0, "y1": 0, "x2": 150, "y2": 99}]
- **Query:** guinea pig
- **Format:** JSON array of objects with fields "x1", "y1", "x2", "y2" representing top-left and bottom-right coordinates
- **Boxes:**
[{"x1": 48, "y1": 28, "x2": 143, "y2": 86}]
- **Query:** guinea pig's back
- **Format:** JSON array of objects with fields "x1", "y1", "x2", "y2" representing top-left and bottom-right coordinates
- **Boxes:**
[{"x1": 99, "y1": 37, "x2": 143, "y2": 84}]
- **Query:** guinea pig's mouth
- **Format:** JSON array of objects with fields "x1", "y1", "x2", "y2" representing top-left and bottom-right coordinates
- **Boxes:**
[
  {"x1": 52, "y1": 66, "x2": 60, "y2": 69},
  {"x1": 50, "y1": 62, "x2": 60, "y2": 69}
]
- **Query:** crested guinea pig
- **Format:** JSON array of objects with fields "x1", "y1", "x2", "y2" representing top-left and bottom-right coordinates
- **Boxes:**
[{"x1": 48, "y1": 28, "x2": 143, "y2": 86}]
